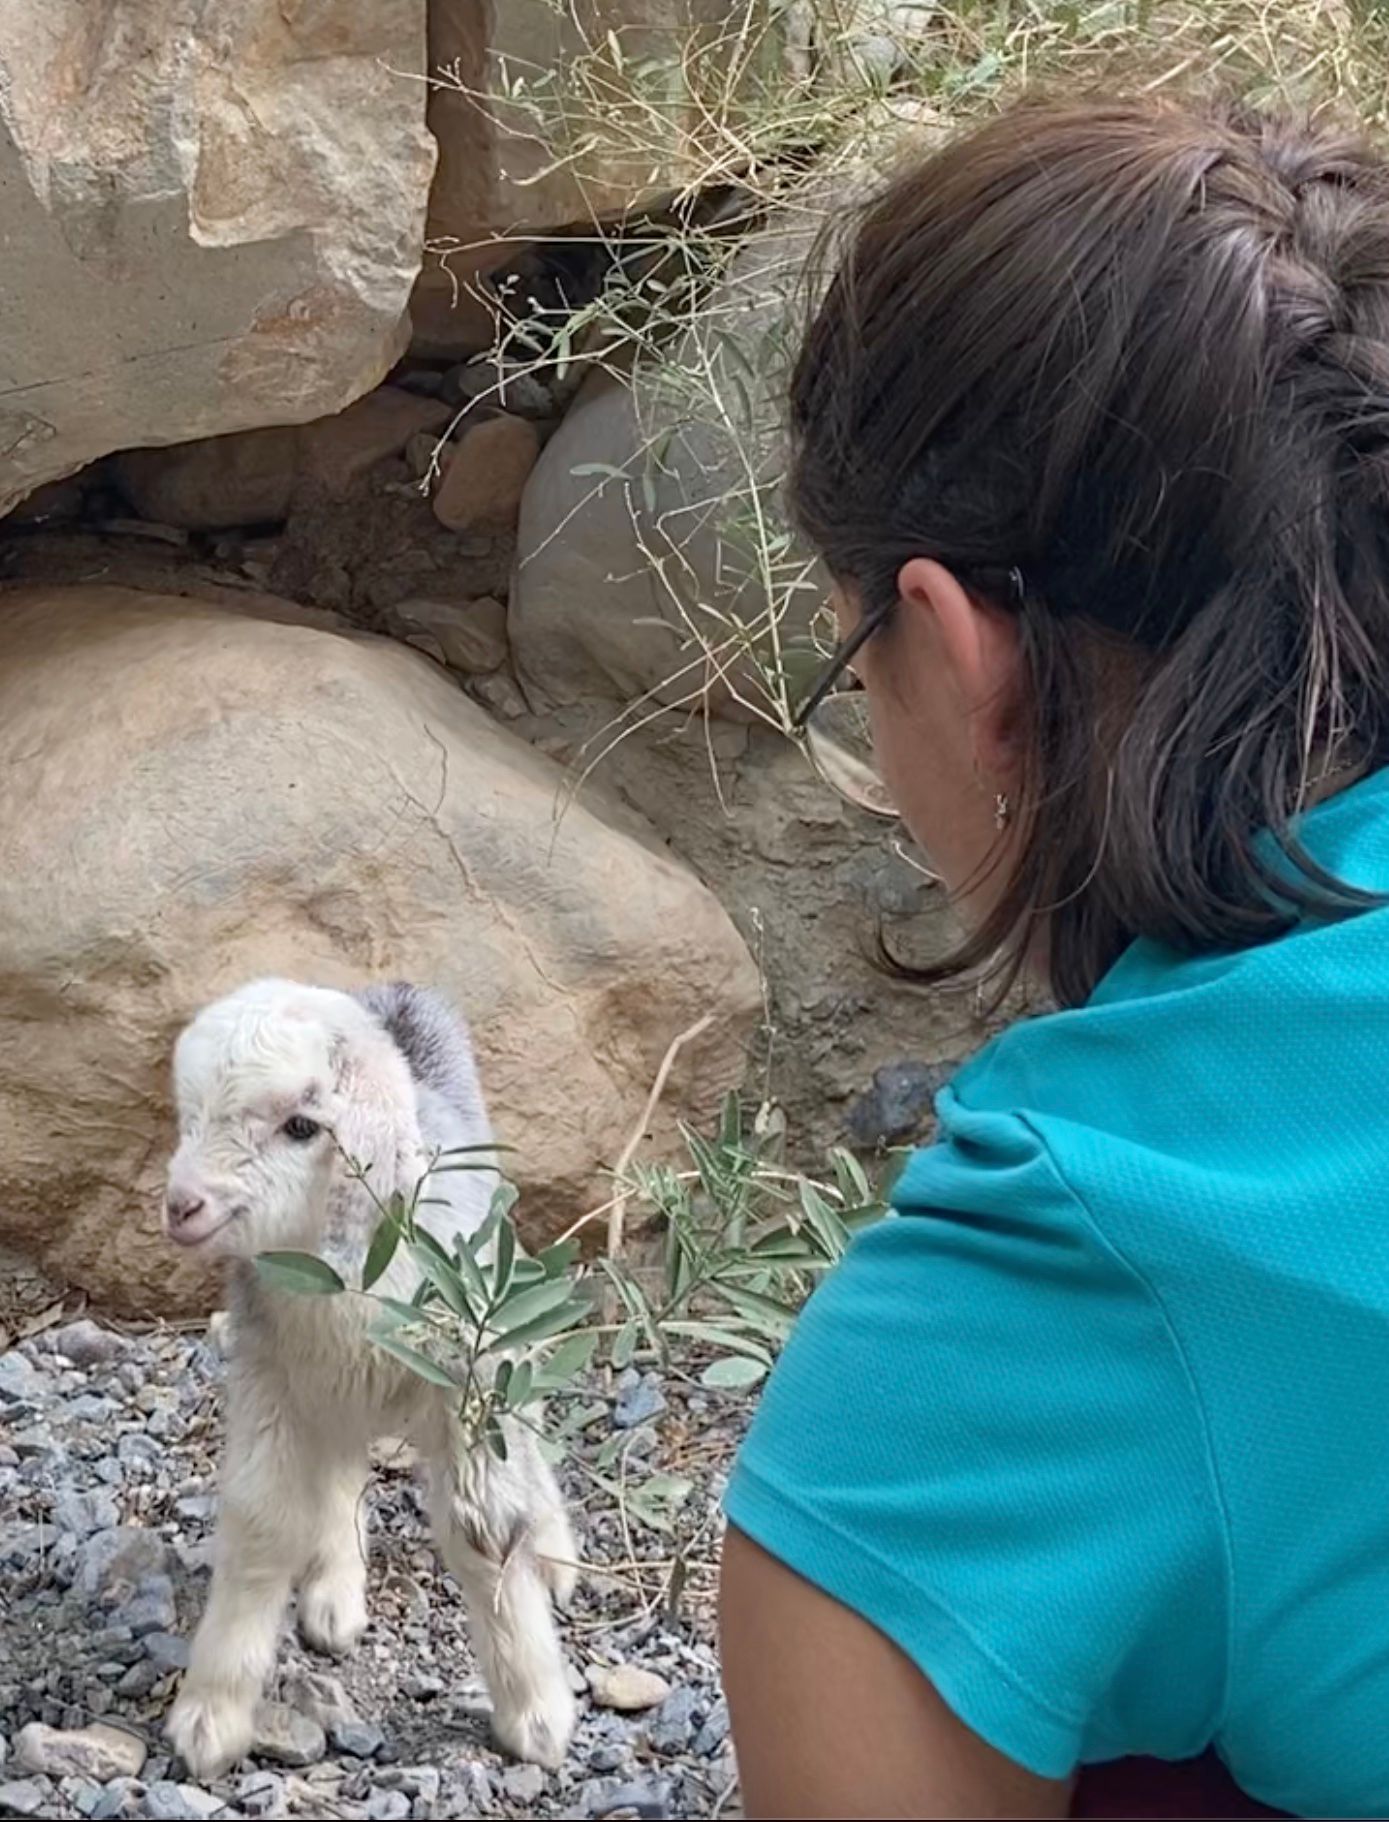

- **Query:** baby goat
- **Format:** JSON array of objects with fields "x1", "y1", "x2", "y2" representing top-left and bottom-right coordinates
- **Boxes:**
[{"x1": 162, "y1": 978, "x2": 578, "y2": 1779}]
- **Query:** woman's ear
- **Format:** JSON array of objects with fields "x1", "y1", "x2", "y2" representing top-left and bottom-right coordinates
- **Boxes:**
[{"x1": 897, "y1": 557, "x2": 1024, "y2": 781}]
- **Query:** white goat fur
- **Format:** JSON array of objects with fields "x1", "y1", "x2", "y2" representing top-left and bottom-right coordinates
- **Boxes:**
[{"x1": 162, "y1": 978, "x2": 578, "y2": 1779}]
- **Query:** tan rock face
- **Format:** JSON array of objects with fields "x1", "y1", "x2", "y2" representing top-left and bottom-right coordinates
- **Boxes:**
[
  {"x1": 0, "y1": 2, "x2": 435, "y2": 516},
  {"x1": 432, "y1": 415, "x2": 541, "y2": 532},
  {"x1": 0, "y1": 586, "x2": 761, "y2": 1316}
]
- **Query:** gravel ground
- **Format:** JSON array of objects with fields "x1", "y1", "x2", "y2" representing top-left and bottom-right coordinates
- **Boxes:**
[{"x1": 0, "y1": 1318, "x2": 744, "y2": 1822}]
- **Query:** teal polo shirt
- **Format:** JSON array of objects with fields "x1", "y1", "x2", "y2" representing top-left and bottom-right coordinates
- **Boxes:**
[{"x1": 726, "y1": 766, "x2": 1389, "y2": 1818}]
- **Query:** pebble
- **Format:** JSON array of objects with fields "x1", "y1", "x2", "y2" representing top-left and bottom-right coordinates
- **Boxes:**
[
  {"x1": 115, "y1": 1578, "x2": 178, "y2": 1638},
  {"x1": 365, "y1": 1793, "x2": 409, "y2": 1822},
  {"x1": 0, "y1": 1777, "x2": 50, "y2": 1816},
  {"x1": 141, "y1": 1780, "x2": 225, "y2": 1819},
  {"x1": 236, "y1": 1770, "x2": 287, "y2": 1817},
  {"x1": 649, "y1": 1684, "x2": 704, "y2": 1754},
  {"x1": 326, "y1": 1718, "x2": 383, "y2": 1759},
  {"x1": 53, "y1": 1488, "x2": 120, "y2": 1539},
  {"x1": 400, "y1": 1671, "x2": 443, "y2": 1702},
  {"x1": 499, "y1": 1761, "x2": 544, "y2": 1802},
  {"x1": 586, "y1": 1663, "x2": 673, "y2": 1712},
  {"x1": 49, "y1": 1322, "x2": 126, "y2": 1369},
  {"x1": 250, "y1": 1703, "x2": 325, "y2": 1768},
  {"x1": 115, "y1": 1661, "x2": 163, "y2": 1698},
  {"x1": 612, "y1": 1371, "x2": 666, "y2": 1430},
  {"x1": 142, "y1": 1633, "x2": 190, "y2": 1675},
  {"x1": 77, "y1": 1528, "x2": 173, "y2": 1605},
  {"x1": 15, "y1": 1720, "x2": 147, "y2": 1781},
  {"x1": 0, "y1": 1352, "x2": 40, "y2": 1405}
]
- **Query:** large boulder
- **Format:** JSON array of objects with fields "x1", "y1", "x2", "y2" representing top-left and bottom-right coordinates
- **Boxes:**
[
  {"x1": 508, "y1": 221, "x2": 826, "y2": 717},
  {"x1": 413, "y1": 0, "x2": 791, "y2": 354},
  {"x1": 0, "y1": 585, "x2": 761, "y2": 1315},
  {"x1": 0, "y1": 1, "x2": 435, "y2": 517}
]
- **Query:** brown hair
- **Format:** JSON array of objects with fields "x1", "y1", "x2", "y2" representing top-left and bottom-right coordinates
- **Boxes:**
[{"x1": 789, "y1": 95, "x2": 1389, "y2": 1007}]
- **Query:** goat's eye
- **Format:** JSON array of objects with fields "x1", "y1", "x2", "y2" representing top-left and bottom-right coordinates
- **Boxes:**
[{"x1": 281, "y1": 1115, "x2": 321, "y2": 1143}]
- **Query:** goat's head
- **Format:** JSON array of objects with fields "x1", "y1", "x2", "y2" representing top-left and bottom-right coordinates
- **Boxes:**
[{"x1": 164, "y1": 978, "x2": 413, "y2": 1260}]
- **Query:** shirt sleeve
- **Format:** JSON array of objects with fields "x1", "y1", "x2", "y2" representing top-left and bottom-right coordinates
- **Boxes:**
[{"x1": 723, "y1": 1092, "x2": 1230, "y2": 1777}]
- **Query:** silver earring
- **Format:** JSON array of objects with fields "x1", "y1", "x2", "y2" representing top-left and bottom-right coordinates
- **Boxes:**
[{"x1": 994, "y1": 792, "x2": 1010, "y2": 831}]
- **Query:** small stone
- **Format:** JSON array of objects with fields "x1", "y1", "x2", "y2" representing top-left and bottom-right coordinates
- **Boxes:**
[
  {"x1": 401, "y1": 1672, "x2": 443, "y2": 1702},
  {"x1": 116, "y1": 1661, "x2": 163, "y2": 1698},
  {"x1": 53, "y1": 1487, "x2": 120, "y2": 1539},
  {"x1": 389, "y1": 595, "x2": 509, "y2": 675},
  {"x1": 0, "y1": 1352, "x2": 40, "y2": 1405},
  {"x1": 846, "y1": 1059, "x2": 950, "y2": 1146},
  {"x1": 432, "y1": 414, "x2": 541, "y2": 533},
  {"x1": 0, "y1": 1779, "x2": 49, "y2": 1817},
  {"x1": 612, "y1": 1372, "x2": 666, "y2": 1431},
  {"x1": 141, "y1": 1781, "x2": 225, "y2": 1820},
  {"x1": 250, "y1": 1704, "x2": 325, "y2": 1768},
  {"x1": 692, "y1": 1700, "x2": 730, "y2": 1756},
  {"x1": 78, "y1": 1528, "x2": 173, "y2": 1605},
  {"x1": 585, "y1": 1664, "x2": 672, "y2": 1713},
  {"x1": 15, "y1": 1720, "x2": 147, "y2": 1781},
  {"x1": 12, "y1": 1424, "x2": 58, "y2": 1462},
  {"x1": 143, "y1": 1633, "x2": 190, "y2": 1675},
  {"x1": 175, "y1": 1494, "x2": 216, "y2": 1524},
  {"x1": 366, "y1": 1793, "x2": 409, "y2": 1822},
  {"x1": 441, "y1": 361, "x2": 554, "y2": 420},
  {"x1": 648, "y1": 1684, "x2": 703, "y2": 1754},
  {"x1": 89, "y1": 1786, "x2": 137, "y2": 1822},
  {"x1": 116, "y1": 1435, "x2": 161, "y2": 1476},
  {"x1": 501, "y1": 1762, "x2": 546, "y2": 1803},
  {"x1": 66, "y1": 1393, "x2": 116, "y2": 1424},
  {"x1": 236, "y1": 1771, "x2": 287, "y2": 1818},
  {"x1": 589, "y1": 1776, "x2": 671, "y2": 1820},
  {"x1": 69, "y1": 1781, "x2": 104, "y2": 1818},
  {"x1": 49, "y1": 1320, "x2": 126, "y2": 1367},
  {"x1": 588, "y1": 1743, "x2": 627, "y2": 1774},
  {"x1": 326, "y1": 1719, "x2": 383, "y2": 1760},
  {"x1": 116, "y1": 1577, "x2": 178, "y2": 1638},
  {"x1": 283, "y1": 1670, "x2": 356, "y2": 1733}
]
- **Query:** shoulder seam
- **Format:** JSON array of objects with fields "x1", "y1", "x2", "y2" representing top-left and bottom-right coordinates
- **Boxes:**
[{"x1": 1014, "y1": 1111, "x2": 1237, "y2": 1746}]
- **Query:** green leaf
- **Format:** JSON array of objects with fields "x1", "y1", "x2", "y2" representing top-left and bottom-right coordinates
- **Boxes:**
[
  {"x1": 510, "y1": 1257, "x2": 546, "y2": 1285},
  {"x1": 490, "y1": 1181, "x2": 520, "y2": 1223},
  {"x1": 361, "y1": 1214, "x2": 401, "y2": 1291},
  {"x1": 799, "y1": 1180, "x2": 851, "y2": 1261},
  {"x1": 538, "y1": 1237, "x2": 580, "y2": 1279},
  {"x1": 830, "y1": 1147, "x2": 871, "y2": 1206},
  {"x1": 483, "y1": 1415, "x2": 509, "y2": 1462},
  {"x1": 488, "y1": 1274, "x2": 575, "y2": 1337},
  {"x1": 448, "y1": 1226, "x2": 491, "y2": 1310},
  {"x1": 711, "y1": 1280, "x2": 798, "y2": 1341},
  {"x1": 368, "y1": 1326, "x2": 458, "y2": 1388},
  {"x1": 701, "y1": 1355, "x2": 768, "y2": 1390},
  {"x1": 661, "y1": 1320, "x2": 771, "y2": 1364},
  {"x1": 719, "y1": 1089, "x2": 743, "y2": 1150},
  {"x1": 492, "y1": 1219, "x2": 517, "y2": 1301},
  {"x1": 533, "y1": 1329, "x2": 599, "y2": 1389},
  {"x1": 408, "y1": 1237, "x2": 473, "y2": 1319},
  {"x1": 489, "y1": 1294, "x2": 593, "y2": 1352},
  {"x1": 368, "y1": 1295, "x2": 429, "y2": 1328},
  {"x1": 612, "y1": 1318, "x2": 638, "y2": 1370},
  {"x1": 255, "y1": 1252, "x2": 346, "y2": 1296},
  {"x1": 570, "y1": 460, "x2": 627, "y2": 480},
  {"x1": 502, "y1": 1358, "x2": 534, "y2": 1410},
  {"x1": 437, "y1": 1142, "x2": 515, "y2": 1156}
]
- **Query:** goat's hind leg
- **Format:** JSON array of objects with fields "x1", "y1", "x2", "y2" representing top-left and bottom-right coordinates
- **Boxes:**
[
  {"x1": 166, "y1": 1380, "x2": 308, "y2": 1780},
  {"x1": 428, "y1": 1420, "x2": 576, "y2": 1769}
]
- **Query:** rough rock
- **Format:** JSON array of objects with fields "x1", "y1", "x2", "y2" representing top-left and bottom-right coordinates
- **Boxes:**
[
  {"x1": 413, "y1": 0, "x2": 790, "y2": 353},
  {"x1": 586, "y1": 1664, "x2": 673, "y2": 1713},
  {"x1": 0, "y1": 585, "x2": 760, "y2": 1312},
  {"x1": 0, "y1": 2, "x2": 435, "y2": 516},
  {"x1": 431, "y1": 415, "x2": 541, "y2": 532},
  {"x1": 250, "y1": 1704, "x2": 325, "y2": 1769},
  {"x1": 76, "y1": 1529, "x2": 174, "y2": 1606},
  {"x1": 114, "y1": 389, "x2": 452, "y2": 531},
  {"x1": 508, "y1": 220, "x2": 827, "y2": 717},
  {"x1": 0, "y1": 1779, "x2": 48, "y2": 1817},
  {"x1": 140, "y1": 1784, "x2": 224, "y2": 1821},
  {"x1": 389, "y1": 595, "x2": 509, "y2": 674},
  {"x1": 46, "y1": 1321, "x2": 126, "y2": 1368},
  {"x1": 14, "y1": 1721, "x2": 146, "y2": 1782}
]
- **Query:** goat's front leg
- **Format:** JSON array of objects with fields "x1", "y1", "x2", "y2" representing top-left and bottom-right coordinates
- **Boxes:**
[
  {"x1": 166, "y1": 1377, "x2": 308, "y2": 1781},
  {"x1": 427, "y1": 1416, "x2": 576, "y2": 1769},
  {"x1": 296, "y1": 1446, "x2": 371, "y2": 1657}
]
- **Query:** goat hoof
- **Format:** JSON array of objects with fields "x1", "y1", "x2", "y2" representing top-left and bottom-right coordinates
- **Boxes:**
[
  {"x1": 166, "y1": 1685, "x2": 254, "y2": 1781},
  {"x1": 491, "y1": 1681, "x2": 576, "y2": 1769},
  {"x1": 297, "y1": 1573, "x2": 368, "y2": 1658}
]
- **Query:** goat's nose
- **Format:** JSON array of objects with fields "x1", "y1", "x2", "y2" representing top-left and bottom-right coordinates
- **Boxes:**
[{"x1": 165, "y1": 1188, "x2": 206, "y2": 1230}]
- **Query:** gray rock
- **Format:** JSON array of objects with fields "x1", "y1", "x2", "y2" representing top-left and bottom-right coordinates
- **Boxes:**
[
  {"x1": 78, "y1": 1528, "x2": 173, "y2": 1605},
  {"x1": 649, "y1": 1684, "x2": 704, "y2": 1754},
  {"x1": 326, "y1": 1719, "x2": 383, "y2": 1759},
  {"x1": 235, "y1": 1771, "x2": 287, "y2": 1819},
  {"x1": 612, "y1": 1372, "x2": 666, "y2": 1431},
  {"x1": 0, "y1": 1779, "x2": 50, "y2": 1817},
  {"x1": 846, "y1": 1059, "x2": 950, "y2": 1145},
  {"x1": 586, "y1": 1663, "x2": 672, "y2": 1712},
  {"x1": 115, "y1": 1577, "x2": 178, "y2": 1638},
  {"x1": 53, "y1": 1487, "x2": 120, "y2": 1539},
  {"x1": 441, "y1": 361, "x2": 555, "y2": 420},
  {"x1": 15, "y1": 1720, "x2": 147, "y2": 1781},
  {"x1": 49, "y1": 1320, "x2": 126, "y2": 1368},
  {"x1": 400, "y1": 1672, "x2": 443, "y2": 1702},
  {"x1": 66, "y1": 1393, "x2": 116, "y2": 1424},
  {"x1": 116, "y1": 1435, "x2": 162, "y2": 1476},
  {"x1": 11, "y1": 1424, "x2": 59, "y2": 1462},
  {"x1": 588, "y1": 1742, "x2": 627, "y2": 1773},
  {"x1": 0, "y1": 1352, "x2": 40, "y2": 1405},
  {"x1": 583, "y1": 1776, "x2": 672, "y2": 1821},
  {"x1": 142, "y1": 1633, "x2": 190, "y2": 1675},
  {"x1": 366, "y1": 1794, "x2": 409, "y2": 1822},
  {"x1": 95, "y1": 1458, "x2": 125, "y2": 1487},
  {"x1": 282, "y1": 1670, "x2": 356, "y2": 1733},
  {"x1": 174, "y1": 1495, "x2": 215, "y2": 1524},
  {"x1": 501, "y1": 1762, "x2": 545, "y2": 1803},
  {"x1": 90, "y1": 1786, "x2": 138, "y2": 1822},
  {"x1": 250, "y1": 1704, "x2": 325, "y2": 1768},
  {"x1": 692, "y1": 1699, "x2": 730, "y2": 1756},
  {"x1": 116, "y1": 1661, "x2": 163, "y2": 1699},
  {"x1": 141, "y1": 1781, "x2": 225, "y2": 1819},
  {"x1": 0, "y1": 1521, "x2": 55, "y2": 1568},
  {"x1": 70, "y1": 1781, "x2": 105, "y2": 1818}
]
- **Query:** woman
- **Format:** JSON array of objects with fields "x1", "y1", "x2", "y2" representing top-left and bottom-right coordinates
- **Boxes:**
[{"x1": 719, "y1": 95, "x2": 1389, "y2": 1820}]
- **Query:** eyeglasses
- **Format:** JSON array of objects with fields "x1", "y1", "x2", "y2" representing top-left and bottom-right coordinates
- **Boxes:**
[{"x1": 793, "y1": 599, "x2": 898, "y2": 820}]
